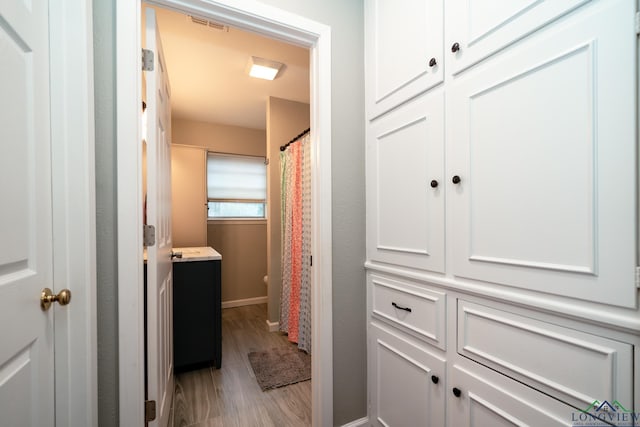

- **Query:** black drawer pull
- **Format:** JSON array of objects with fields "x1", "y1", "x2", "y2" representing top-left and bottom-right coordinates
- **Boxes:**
[
  {"x1": 392, "y1": 302, "x2": 412, "y2": 312},
  {"x1": 452, "y1": 387, "x2": 462, "y2": 397},
  {"x1": 431, "y1": 375, "x2": 439, "y2": 384}
]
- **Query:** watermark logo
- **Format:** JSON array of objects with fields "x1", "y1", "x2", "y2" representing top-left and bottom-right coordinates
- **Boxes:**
[{"x1": 571, "y1": 400, "x2": 639, "y2": 426}]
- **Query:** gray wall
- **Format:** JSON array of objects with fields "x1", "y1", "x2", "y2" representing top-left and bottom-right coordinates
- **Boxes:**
[
  {"x1": 254, "y1": 2, "x2": 367, "y2": 423},
  {"x1": 93, "y1": 1, "x2": 365, "y2": 425},
  {"x1": 92, "y1": 0, "x2": 119, "y2": 425}
]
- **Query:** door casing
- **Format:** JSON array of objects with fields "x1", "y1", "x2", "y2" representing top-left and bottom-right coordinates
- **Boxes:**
[
  {"x1": 50, "y1": 0, "x2": 98, "y2": 425},
  {"x1": 115, "y1": 1, "x2": 334, "y2": 426}
]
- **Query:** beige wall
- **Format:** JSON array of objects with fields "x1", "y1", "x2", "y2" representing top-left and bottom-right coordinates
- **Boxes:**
[
  {"x1": 172, "y1": 117, "x2": 267, "y2": 303},
  {"x1": 171, "y1": 145, "x2": 207, "y2": 247},
  {"x1": 207, "y1": 222, "x2": 268, "y2": 302},
  {"x1": 266, "y1": 97, "x2": 310, "y2": 323},
  {"x1": 173, "y1": 118, "x2": 266, "y2": 156}
]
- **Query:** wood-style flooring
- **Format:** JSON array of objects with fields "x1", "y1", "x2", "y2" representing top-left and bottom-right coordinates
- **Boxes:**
[{"x1": 171, "y1": 304, "x2": 311, "y2": 427}]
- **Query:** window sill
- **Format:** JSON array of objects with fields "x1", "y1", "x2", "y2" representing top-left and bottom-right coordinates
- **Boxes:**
[{"x1": 207, "y1": 218, "x2": 267, "y2": 225}]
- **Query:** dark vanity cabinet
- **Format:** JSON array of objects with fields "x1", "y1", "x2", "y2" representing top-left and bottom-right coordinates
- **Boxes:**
[{"x1": 172, "y1": 255, "x2": 221, "y2": 371}]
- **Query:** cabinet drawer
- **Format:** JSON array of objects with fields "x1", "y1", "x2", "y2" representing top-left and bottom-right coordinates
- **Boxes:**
[
  {"x1": 370, "y1": 275, "x2": 446, "y2": 350},
  {"x1": 457, "y1": 300, "x2": 633, "y2": 411},
  {"x1": 369, "y1": 322, "x2": 446, "y2": 427}
]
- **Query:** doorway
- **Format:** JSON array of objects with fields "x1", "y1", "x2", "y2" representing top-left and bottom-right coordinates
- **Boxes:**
[{"x1": 116, "y1": 1, "x2": 333, "y2": 426}]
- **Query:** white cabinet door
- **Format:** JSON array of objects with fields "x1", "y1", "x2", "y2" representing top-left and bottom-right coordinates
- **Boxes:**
[
  {"x1": 449, "y1": 362, "x2": 574, "y2": 427},
  {"x1": 367, "y1": 90, "x2": 445, "y2": 273},
  {"x1": 365, "y1": 0, "x2": 443, "y2": 119},
  {"x1": 370, "y1": 322, "x2": 445, "y2": 427},
  {"x1": 448, "y1": 0, "x2": 636, "y2": 307},
  {"x1": 445, "y1": 0, "x2": 591, "y2": 75}
]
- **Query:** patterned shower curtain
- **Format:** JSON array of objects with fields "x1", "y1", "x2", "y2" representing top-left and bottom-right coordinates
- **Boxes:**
[{"x1": 279, "y1": 132, "x2": 312, "y2": 353}]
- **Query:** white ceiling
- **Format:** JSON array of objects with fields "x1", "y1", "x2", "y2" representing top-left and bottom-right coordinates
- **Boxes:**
[{"x1": 150, "y1": 6, "x2": 310, "y2": 130}]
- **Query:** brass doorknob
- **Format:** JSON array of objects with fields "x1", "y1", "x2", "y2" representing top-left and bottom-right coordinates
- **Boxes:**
[{"x1": 40, "y1": 288, "x2": 72, "y2": 311}]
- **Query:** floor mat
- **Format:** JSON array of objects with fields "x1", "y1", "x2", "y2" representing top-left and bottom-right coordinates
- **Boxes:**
[{"x1": 248, "y1": 345, "x2": 311, "y2": 391}]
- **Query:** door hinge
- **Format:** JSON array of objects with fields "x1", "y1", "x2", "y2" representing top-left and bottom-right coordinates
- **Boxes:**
[
  {"x1": 145, "y1": 400, "x2": 157, "y2": 422},
  {"x1": 635, "y1": 267, "x2": 640, "y2": 288},
  {"x1": 143, "y1": 224, "x2": 156, "y2": 246},
  {"x1": 635, "y1": 11, "x2": 640, "y2": 35},
  {"x1": 142, "y1": 48, "x2": 155, "y2": 71}
]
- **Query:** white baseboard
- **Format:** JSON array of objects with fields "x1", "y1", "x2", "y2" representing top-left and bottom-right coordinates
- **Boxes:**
[
  {"x1": 221, "y1": 296, "x2": 268, "y2": 309},
  {"x1": 265, "y1": 319, "x2": 279, "y2": 332},
  {"x1": 340, "y1": 417, "x2": 369, "y2": 427}
]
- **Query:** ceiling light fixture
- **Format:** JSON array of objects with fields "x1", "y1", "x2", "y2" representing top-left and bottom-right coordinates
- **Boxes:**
[{"x1": 248, "y1": 56, "x2": 283, "y2": 80}]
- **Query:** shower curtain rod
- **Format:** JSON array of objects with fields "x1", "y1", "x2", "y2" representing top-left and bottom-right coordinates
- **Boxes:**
[{"x1": 280, "y1": 128, "x2": 311, "y2": 151}]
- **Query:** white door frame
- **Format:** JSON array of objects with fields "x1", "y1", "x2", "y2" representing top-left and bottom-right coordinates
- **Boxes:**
[
  {"x1": 116, "y1": 1, "x2": 333, "y2": 426},
  {"x1": 49, "y1": 0, "x2": 98, "y2": 425}
]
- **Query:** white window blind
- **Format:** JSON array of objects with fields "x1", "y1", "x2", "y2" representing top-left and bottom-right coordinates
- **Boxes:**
[{"x1": 207, "y1": 153, "x2": 266, "y2": 218}]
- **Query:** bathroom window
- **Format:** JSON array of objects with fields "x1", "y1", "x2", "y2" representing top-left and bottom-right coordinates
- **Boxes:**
[{"x1": 207, "y1": 152, "x2": 267, "y2": 219}]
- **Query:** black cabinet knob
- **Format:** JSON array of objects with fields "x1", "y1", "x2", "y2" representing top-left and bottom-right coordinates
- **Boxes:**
[
  {"x1": 452, "y1": 387, "x2": 462, "y2": 397},
  {"x1": 430, "y1": 180, "x2": 438, "y2": 188},
  {"x1": 452, "y1": 175, "x2": 461, "y2": 184},
  {"x1": 429, "y1": 57, "x2": 437, "y2": 67},
  {"x1": 431, "y1": 375, "x2": 439, "y2": 384},
  {"x1": 451, "y1": 42, "x2": 460, "y2": 53}
]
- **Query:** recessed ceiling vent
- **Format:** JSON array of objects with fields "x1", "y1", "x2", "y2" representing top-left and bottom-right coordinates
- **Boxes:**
[{"x1": 188, "y1": 15, "x2": 229, "y2": 32}]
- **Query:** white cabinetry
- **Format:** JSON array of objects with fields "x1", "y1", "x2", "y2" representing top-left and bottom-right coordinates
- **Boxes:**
[
  {"x1": 449, "y1": 360, "x2": 575, "y2": 427},
  {"x1": 365, "y1": 0, "x2": 637, "y2": 306},
  {"x1": 365, "y1": 0, "x2": 639, "y2": 425},
  {"x1": 366, "y1": 90, "x2": 445, "y2": 273},
  {"x1": 368, "y1": 274, "x2": 638, "y2": 426},
  {"x1": 445, "y1": 0, "x2": 591, "y2": 75},
  {"x1": 369, "y1": 322, "x2": 445, "y2": 427},
  {"x1": 449, "y1": 0, "x2": 636, "y2": 306},
  {"x1": 365, "y1": 0, "x2": 443, "y2": 118}
]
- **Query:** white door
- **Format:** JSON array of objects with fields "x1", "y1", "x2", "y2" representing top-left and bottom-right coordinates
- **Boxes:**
[
  {"x1": 0, "y1": 1, "x2": 56, "y2": 426},
  {"x1": 145, "y1": 7, "x2": 174, "y2": 427}
]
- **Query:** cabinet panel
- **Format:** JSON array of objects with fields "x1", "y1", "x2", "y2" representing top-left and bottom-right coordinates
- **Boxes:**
[
  {"x1": 449, "y1": 362, "x2": 574, "y2": 427},
  {"x1": 446, "y1": 0, "x2": 591, "y2": 75},
  {"x1": 367, "y1": 90, "x2": 445, "y2": 273},
  {"x1": 371, "y1": 275, "x2": 446, "y2": 349},
  {"x1": 457, "y1": 300, "x2": 633, "y2": 410},
  {"x1": 370, "y1": 322, "x2": 446, "y2": 427},
  {"x1": 365, "y1": 0, "x2": 443, "y2": 119},
  {"x1": 448, "y1": 0, "x2": 636, "y2": 307}
]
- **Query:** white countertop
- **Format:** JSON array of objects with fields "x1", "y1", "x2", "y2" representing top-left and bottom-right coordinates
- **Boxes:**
[{"x1": 171, "y1": 247, "x2": 222, "y2": 262}]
